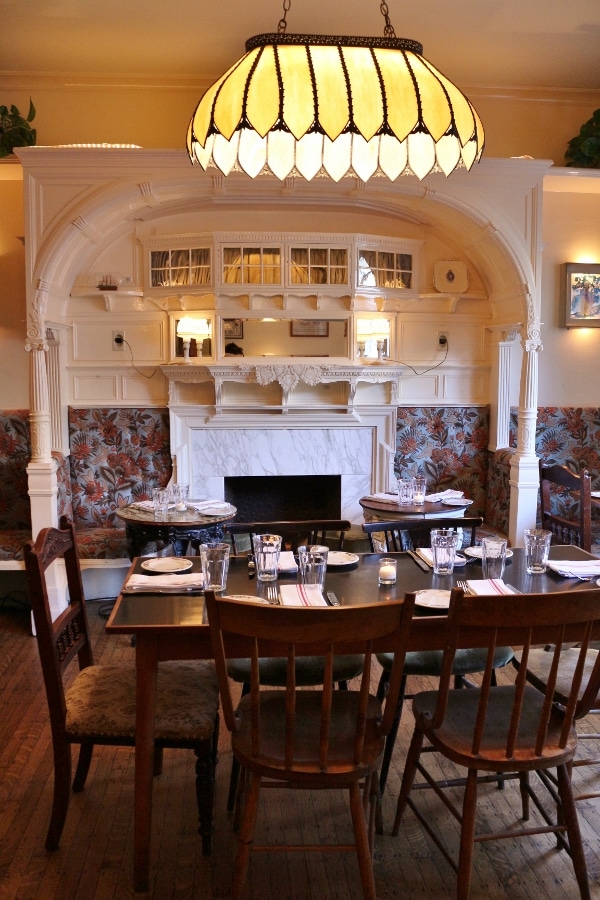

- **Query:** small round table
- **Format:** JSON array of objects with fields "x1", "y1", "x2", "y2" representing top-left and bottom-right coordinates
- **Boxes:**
[
  {"x1": 359, "y1": 495, "x2": 469, "y2": 550},
  {"x1": 115, "y1": 503, "x2": 237, "y2": 558}
]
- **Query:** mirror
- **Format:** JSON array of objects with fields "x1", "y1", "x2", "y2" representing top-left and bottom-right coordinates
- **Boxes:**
[{"x1": 221, "y1": 318, "x2": 349, "y2": 358}]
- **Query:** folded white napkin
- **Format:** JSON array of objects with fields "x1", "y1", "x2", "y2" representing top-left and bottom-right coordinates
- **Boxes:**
[
  {"x1": 125, "y1": 573, "x2": 204, "y2": 592},
  {"x1": 278, "y1": 551, "x2": 298, "y2": 573},
  {"x1": 279, "y1": 584, "x2": 327, "y2": 606},
  {"x1": 365, "y1": 492, "x2": 399, "y2": 502},
  {"x1": 416, "y1": 548, "x2": 466, "y2": 567},
  {"x1": 546, "y1": 559, "x2": 600, "y2": 577},
  {"x1": 425, "y1": 489, "x2": 464, "y2": 502},
  {"x1": 132, "y1": 500, "x2": 156, "y2": 510},
  {"x1": 465, "y1": 579, "x2": 519, "y2": 595},
  {"x1": 192, "y1": 499, "x2": 231, "y2": 512}
]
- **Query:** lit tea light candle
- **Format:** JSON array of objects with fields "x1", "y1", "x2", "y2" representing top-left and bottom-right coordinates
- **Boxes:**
[{"x1": 378, "y1": 558, "x2": 397, "y2": 585}]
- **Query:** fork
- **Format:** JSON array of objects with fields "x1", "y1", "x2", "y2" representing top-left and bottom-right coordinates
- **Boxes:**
[
  {"x1": 266, "y1": 584, "x2": 280, "y2": 604},
  {"x1": 456, "y1": 580, "x2": 472, "y2": 595}
]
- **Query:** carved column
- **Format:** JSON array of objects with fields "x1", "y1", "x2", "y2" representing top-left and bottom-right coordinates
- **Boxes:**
[{"x1": 509, "y1": 337, "x2": 543, "y2": 546}]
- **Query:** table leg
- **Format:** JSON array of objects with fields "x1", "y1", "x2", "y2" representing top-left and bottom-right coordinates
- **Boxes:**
[{"x1": 133, "y1": 634, "x2": 159, "y2": 892}]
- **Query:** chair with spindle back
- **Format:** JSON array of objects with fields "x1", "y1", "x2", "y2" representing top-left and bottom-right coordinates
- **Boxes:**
[
  {"x1": 225, "y1": 518, "x2": 352, "y2": 554},
  {"x1": 393, "y1": 586, "x2": 600, "y2": 900},
  {"x1": 539, "y1": 461, "x2": 592, "y2": 552}
]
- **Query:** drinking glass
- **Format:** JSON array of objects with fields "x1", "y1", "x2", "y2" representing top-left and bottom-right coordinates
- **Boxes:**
[
  {"x1": 172, "y1": 483, "x2": 189, "y2": 512},
  {"x1": 481, "y1": 537, "x2": 507, "y2": 579},
  {"x1": 397, "y1": 478, "x2": 414, "y2": 505},
  {"x1": 430, "y1": 528, "x2": 458, "y2": 575},
  {"x1": 152, "y1": 488, "x2": 170, "y2": 519},
  {"x1": 199, "y1": 542, "x2": 230, "y2": 592},
  {"x1": 524, "y1": 529, "x2": 552, "y2": 574},
  {"x1": 298, "y1": 545, "x2": 329, "y2": 588},
  {"x1": 252, "y1": 534, "x2": 282, "y2": 582}
]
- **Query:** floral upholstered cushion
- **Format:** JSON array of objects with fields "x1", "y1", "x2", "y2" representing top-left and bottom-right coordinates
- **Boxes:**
[
  {"x1": 66, "y1": 661, "x2": 219, "y2": 741},
  {"x1": 0, "y1": 410, "x2": 31, "y2": 531},
  {"x1": 69, "y1": 408, "x2": 173, "y2": 530},
  {"x1": 0, "y1": 530, "x2": 31, "y2": 561}
]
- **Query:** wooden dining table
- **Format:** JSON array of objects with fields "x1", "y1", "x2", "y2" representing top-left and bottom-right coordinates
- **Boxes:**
[{"x1": 105, "y1": 544, "x2": 600, "y2": 892}]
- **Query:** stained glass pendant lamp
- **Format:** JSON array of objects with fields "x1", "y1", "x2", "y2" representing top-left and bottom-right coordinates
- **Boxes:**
[{"x1": 187, "y1": 0, "x2": 484, "y2": 183}]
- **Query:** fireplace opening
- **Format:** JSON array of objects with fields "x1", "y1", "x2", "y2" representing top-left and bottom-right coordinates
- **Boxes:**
[{"x1": 224, "y1": 475, "x2": 341, "y2": 521}]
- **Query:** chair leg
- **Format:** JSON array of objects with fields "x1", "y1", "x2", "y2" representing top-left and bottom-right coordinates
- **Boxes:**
[
  {"x1": 72, "y1": 740, "x2": 93, "y2": 792},
  {"x1": 227, "y1": 682, "x2": 250, "y2": 813},
  {"x1": 392, "y1": 727, "x2": 425, "y2": 836},
  {"x1": 232, "y1": 771, "x2": 262, "y2": 900},
  {"x1": 378, "y1": 674, "x2": 407, "y2": 800},
  {"x1": 349, "y1": 779, "x2": 377, "y2": 900},
  {"x1": 376, "y1": 668, "x2": 390, "y2": 703},
  {"x1": 195, "y1": 732, "x2": 218, "y2": 856},
  {"x1": 556, "y1": 763, "x2": 592, "y2": 900},
  {"x1": 46, "y1": 737, "x2": 73, "y2": 851},
  {"x1": 457, "y1": 768, "x2": 479, "y2": 900}
]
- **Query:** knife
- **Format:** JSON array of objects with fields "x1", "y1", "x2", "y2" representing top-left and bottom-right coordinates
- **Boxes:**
[
  {"x1": 407, "y1": 549, "x2": 430, "y2": 572},
  {"x1": 326, "y1": 591, "x2": 340, "y2": 606}
]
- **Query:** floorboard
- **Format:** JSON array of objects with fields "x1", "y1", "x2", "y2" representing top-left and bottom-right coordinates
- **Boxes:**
[{"x1": 1, "y1": 599, "x2": 600, "y2": 899}]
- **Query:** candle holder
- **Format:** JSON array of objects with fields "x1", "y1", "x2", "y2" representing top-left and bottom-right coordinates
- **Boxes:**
[{"x1": 378, "y1": 557, "x2": 397, "y2": 585}]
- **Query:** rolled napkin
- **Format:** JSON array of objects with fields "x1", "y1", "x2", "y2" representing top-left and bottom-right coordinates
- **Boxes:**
[
  {"x1": 279, "y1": 584, "x2": 327, "y2": 606},
  {"x1": 545, "y1": 559, "x2": 600, "y2": 578},
  {"x1": 466, "y1": 579, "x2": 519, "y2": 595},
  {"x1": 125, "y1": 573, "x2": 204, "y2": 592},
  {"x1": 416, "y1": 547, "x2": 466, "y2": 567},
  {"x1": 191, "y1": 500, "x2": 232, "y2": 513},
  {"x1": 278, "y1": 551, "x2": 298, "y2": 573},
  {"x1": 425, "y1": 489, "x2": 464, "y2": 502}
]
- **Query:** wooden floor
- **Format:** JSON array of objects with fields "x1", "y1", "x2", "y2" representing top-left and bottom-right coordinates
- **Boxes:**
[{"x1": 2, "y1": 599, "x2": 600, "y2": 900}]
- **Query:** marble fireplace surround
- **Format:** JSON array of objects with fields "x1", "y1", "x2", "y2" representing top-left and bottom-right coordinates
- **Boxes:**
[{"x1": 165, "y1": 362, "x2": 402, "y2": 524}]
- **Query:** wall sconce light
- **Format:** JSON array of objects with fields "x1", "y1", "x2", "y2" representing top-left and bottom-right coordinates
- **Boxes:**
[{"x1": 176, "y1": 317, "x2": 212, "y2": 363}]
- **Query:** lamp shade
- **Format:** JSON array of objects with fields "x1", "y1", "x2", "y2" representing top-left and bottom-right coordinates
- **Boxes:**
[
  {"x1": 187, "y1": 33, "x2": 484, "y2": 182},
  {"x1": 176, "y1": 317, "x2": 211, "y2": 339}
]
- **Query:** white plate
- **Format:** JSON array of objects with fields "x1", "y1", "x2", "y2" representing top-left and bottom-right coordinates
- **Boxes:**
[
  {"x1": 327, "y1": 551, "x2": 360, "y2": 567},
  {"x1": 141, "y1": 558, "x2": 193, "y2": 573},
  {"x1": 463, "y1": 546, "x2": 513, "y2": 559},
  {"x1": 414, "y1": 589, "x2": 452, "y2": 609},
  {"x1": 225, "y1": 594, "x2": 266, "y2": 603},
  {"x1": 442, "y1": 498, "x2": 474, "y2": 507}
]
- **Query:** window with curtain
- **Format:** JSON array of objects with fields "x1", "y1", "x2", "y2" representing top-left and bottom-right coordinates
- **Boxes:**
[
  {"x1": 357, "y1": 250, "x2": 412, "y2": 289},
  {"x1": 150, "y1": 247, "x2": 211, "y2": 287},
  {"x1": 290, "y1": 247, "x2": 348, "y2": 285},
  {"x1": 222, "y1": 246, "x2": 282, "y2": 285}
]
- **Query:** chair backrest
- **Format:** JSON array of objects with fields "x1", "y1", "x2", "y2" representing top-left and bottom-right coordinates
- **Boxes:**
[
  {"x1": 205, "y1": 591, "x2": 416, "y2": 768},
  {"x1": 434, "y1": 587, "x2": 600, "y2": 757},
  {"x1": 224, "y1": 519, "x2": 352, "y2": 554},
  {"x1": 539, "y1": 461, "x2": 592, "y2": 553},
  {"x1": 361, "y1": 517, "x2": 483, "y2": 552},
  {"x1": 23, "y1": 516, "x2": 93, "y2": 729}
]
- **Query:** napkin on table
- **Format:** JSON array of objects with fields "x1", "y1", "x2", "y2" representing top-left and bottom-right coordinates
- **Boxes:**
[
  {"x1": 125, "y1": 573, "x2": 204, "y2": 592},
  {"x1": 545, "y1": 559, "x2": 600, "y2": 578},
  {"x1": 191, "y1": 500, "x2": 231, "y2": 513},
  {"x1": 278, "y1": 551, "x2": 298, "y2": 573},
  {"x1": 279, "y1": 584, "x2": 327, "y2": 606},
  {"x1": 425, "y1": 489, "x2": 464, "y2": 502},
  {"x1": 365, "y1": 492, "x2": 399, "y2": 503},
  {"x1": 416, "y1": 547, "x2": 466, "y2": 567},
  {"x1": 465, "y1": 579, "x2": 519, "y2": 595}
]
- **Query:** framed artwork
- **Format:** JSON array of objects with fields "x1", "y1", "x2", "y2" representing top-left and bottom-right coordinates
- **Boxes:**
[
  {"x1": 562, "y1": 263, "x2": 600, "y2": 327},
  {"x1": 223, "y1": 318, "x2": 243, "y2": 339},
  {"x1": 290, "y1": 319, "x2": 329, "y2": 337}
]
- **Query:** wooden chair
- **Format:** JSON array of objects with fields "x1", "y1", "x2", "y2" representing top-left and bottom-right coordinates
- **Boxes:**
[
  {"x1": 23, "y1": 516, "x2": 220, "y2": 855},
  {"x1": 393, "y1": 586, "x2": 600, "y2": 900},
  {"x1": 224, "y1": 518, "x2": 352, "y2": 554},
  {"x1": 205, "y1": 590, "x2": 416, "y2": 900},
  {"x1": 223, "y1": 516, "x2": 362, "y2": 811},
  {"x1": 361, "y1": 515, "x2": 512, "y2": 804},
  {"x1": 361, "y1": 516, "x2": 483, "y2": 552},
  {"x1": 539, "y1": 461, "x2": 592, "y2": 553}
]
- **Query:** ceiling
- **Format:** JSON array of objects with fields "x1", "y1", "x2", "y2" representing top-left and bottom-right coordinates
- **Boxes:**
[{"x1": 2, "y1": 0, "x2": 600, "y2": 92}]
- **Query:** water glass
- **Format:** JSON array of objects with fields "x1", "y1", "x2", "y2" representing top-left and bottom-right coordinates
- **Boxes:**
[
  {"x1": 481, "y1": 537, "x2": 507, "y2": 579},
  {"x1": 431, "y1": 528, "x2": 459, "y2": 575},
  {"x1": 378, "y1": 557, "x2": 397, "y2": 585},
  {"x1": 300, "y1": 550, "x2": 328, "y2": 588},
  {"x1": 252, "y1": 533, "x2": 282, "y2": 582},
  {"x1": 413, "y1": 476, "x2": 427, "y2": 505},
  {"x1": 172, "y1": 482, "x2": 189, "y2": 512},
  {"x1": 152, "y1": 488, "x2": 170, "y2": 519},
  {"x1": 524, "y1": 528, "x2": 552, "y2": 574},
  {"x1": 199, "y1": 542, "x2": 230, "y2": 592},
  {"x1": 397, "y1": 478, "x2": 414, "y2": 505}
]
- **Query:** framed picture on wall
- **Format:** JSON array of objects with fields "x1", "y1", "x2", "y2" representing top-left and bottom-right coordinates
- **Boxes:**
[
  {"x1": 290, "y1": 319, "x2": 329, "y2": 337},
  {"x1": 223, "y1": 318, "x2": 244, "y2": 339},
  {"x1": 562, "y1": 263, "x2": 600, "y2": 327}
]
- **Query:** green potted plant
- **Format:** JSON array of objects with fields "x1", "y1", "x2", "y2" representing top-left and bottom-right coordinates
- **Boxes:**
[
  {"x1": 565, "y1": 108, "x2": 600, "y2": 169},
  {"x1": 0, "y1": 98, "x2": 36, "y2": 157}
]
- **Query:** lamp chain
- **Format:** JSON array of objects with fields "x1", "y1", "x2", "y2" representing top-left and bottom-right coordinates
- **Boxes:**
[
  {"x1": 379, "y1": 0, "x2": 396, "y2": 38},
  {"x1": 278, "y1": 0, "x2": 291, "y2": 33}
]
